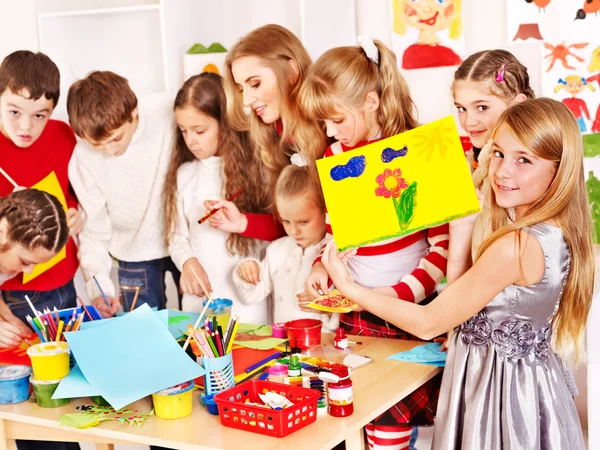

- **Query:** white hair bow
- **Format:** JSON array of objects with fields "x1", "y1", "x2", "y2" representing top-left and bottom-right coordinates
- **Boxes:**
[
  {"x1": 291, "y1": 153, "x2": 308, "y2": 167},
  {"x1": 357, "y1": 35, "x2": 379, "y2": 65}
]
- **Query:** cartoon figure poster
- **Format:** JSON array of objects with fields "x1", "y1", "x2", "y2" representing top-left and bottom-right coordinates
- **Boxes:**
[
  {"x1": 391, "y1": 0, "x2": 465, "y2": 70},
  {"x1": 316, "y1": 116, "x2": 480, "y2": 250}
]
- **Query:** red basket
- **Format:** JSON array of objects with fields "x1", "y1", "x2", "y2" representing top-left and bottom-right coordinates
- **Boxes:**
[{"x1": 213, "y1": 380, "x2": 320, "y2": 437}]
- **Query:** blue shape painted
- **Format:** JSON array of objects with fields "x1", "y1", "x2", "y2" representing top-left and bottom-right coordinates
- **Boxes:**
[
  {"x1": 381, "y1": 146, "x2": 408, "y2": 163},
  {"x1": 330, "y1": 155, "x2": 366, "y2": 181}
]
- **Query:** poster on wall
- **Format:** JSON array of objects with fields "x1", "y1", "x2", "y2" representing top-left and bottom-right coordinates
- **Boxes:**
[
  {"x1": 390, "y1": 0, "x2": 465, "y2": 70},
  {"x1": 514, "y1": 0, "x2": 600, "y2": 241}
]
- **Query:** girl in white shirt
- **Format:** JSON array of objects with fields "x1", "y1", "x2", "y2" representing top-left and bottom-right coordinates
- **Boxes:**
[
  {"x1": 234, "y1": 160, "x2": 338, "y2": 330},
  {"x1": 164, "y1": 73, "x2": 270, "y2": 324}
]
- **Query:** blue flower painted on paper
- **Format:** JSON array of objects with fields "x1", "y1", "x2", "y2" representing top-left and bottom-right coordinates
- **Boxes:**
[
  {"x1": 381, "y1": 146, "x2": 408, "y2": 163},
  {"x1": 330, "y1": 155, "x2": 366, "y2": 181}
]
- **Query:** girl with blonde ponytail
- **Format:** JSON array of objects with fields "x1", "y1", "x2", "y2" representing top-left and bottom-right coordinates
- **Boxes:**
[
  {"x1": 321, "y1": 98, "x2": 590, "y2": 450},
  {"x1": 298, "y1": 36, "x2": 448, "y2": 450}
]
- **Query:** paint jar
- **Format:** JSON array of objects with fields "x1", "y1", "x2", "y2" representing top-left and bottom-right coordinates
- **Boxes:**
[
  {"x1": 26, "y1": 342, "x2": 70, "y2": 381},
  {"x1": 321, "y1": 367, "x2": 353, "y2": 418},
  {"x1": 202, "y1": 298, "x2": 232, "y2": 330},
  {"x1": 285, "y1": 319, "x2": 322, "y2": 351},
  {"x1": 91, "y1": 395, "x2": 111, "y2": 406},
  {"x1": 267, "y1": 364, "x2": 287, "y2": 384},
  {"x1": 30, "y1": 377, "x2": 70, "y2": 408},
  {"x1": 0, "y1": 366, "x2": 32, "y2": 404},
  {"x1": 271, "y1": 322, "x2": 287, "y2": 338},
  {"x1": 200, "y1": 352, "x2": 234, "y2": 415},
  {"x1": 152, "y1": 380, "x2": 195, "y2": 420}
]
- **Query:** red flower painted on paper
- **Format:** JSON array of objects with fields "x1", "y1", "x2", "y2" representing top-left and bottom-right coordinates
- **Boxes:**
[{"x1": 375, "y1": 168, "x2": 408, "y2": 199}]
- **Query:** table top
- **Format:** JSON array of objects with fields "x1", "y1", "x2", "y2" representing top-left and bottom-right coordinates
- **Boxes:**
[{"x1": 0, "y1": 334, "x2": 441, "y2": 450}]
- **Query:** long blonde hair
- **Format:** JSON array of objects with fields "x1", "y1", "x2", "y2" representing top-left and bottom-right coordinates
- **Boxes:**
[
  {"x1": 478, "y1": 98, "x2": 594, "y2": 361},
  {"x1": 223, "y1": 24, "x2": 327, "y2": 185},
  {"x1": 298, "y1": 40, "x2": 419, "y2": 140}
]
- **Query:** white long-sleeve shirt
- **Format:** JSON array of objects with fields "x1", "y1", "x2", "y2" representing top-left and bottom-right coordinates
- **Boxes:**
[
  {"x1": 168, "y1": 157, "x2": 268, "y2": 325},
  {"x1": 233, "y1": 235, "x2": 339, "y2": 331},
  {"x1": 68, "y1": 94, "x2": 174, "y2": 300}
]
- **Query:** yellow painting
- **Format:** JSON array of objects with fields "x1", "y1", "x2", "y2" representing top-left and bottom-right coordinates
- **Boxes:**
[
  {"x1": 23, "y1": 171, "x2": 68, "y2": 283},
  {"x1": 316, "y1": 116, "x2": 480, "y2": 250}
]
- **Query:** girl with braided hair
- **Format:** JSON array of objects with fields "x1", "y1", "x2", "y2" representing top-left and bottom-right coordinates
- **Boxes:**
[{"x1": 0, "y1": 188, "x2": 69, "y2": 349}]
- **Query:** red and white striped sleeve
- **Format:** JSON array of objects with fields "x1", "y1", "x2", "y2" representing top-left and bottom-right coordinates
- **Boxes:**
[{"x1": 391, "y1": 223, "x2": 449, "y2": 303}]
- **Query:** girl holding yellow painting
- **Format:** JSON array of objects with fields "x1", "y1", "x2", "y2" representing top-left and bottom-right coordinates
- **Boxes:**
[
  {"x1": 321, "y1": 98, "x2": 590, "y2": 450},
  {"x1": 299, "y1": 36, "x2": 447, "y2": 450}
]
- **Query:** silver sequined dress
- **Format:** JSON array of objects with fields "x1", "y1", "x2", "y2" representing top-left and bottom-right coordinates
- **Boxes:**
[{"x1": 432, "y1": 223, "x2": 585, "y2": 450}]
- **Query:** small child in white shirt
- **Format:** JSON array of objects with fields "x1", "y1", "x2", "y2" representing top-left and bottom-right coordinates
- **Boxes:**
[{"x1": 234, "y1": 159, "x2": 338, "y2": 330}]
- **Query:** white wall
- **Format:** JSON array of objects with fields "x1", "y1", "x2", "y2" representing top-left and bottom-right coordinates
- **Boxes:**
[{"x1": 0, "y1": 0, "x2": 592, "y2": 444}]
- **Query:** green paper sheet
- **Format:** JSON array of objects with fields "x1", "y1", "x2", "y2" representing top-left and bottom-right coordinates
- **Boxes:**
[
  {"x1": 64, "y1": 304, "x2": 204, "y2": 410},
  {"x1": 233, "y1": 323, "x2": 287, "y2": 350}
]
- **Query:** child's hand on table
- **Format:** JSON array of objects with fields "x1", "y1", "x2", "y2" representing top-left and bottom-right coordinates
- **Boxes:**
[
  {"x1": 92, "y1": 296, "x2": 120, "y2": 318},
  {"x1": 67, "y1": 207, "x2": 85, "y2": 236},
  {"x1": 0, "y1": 307, "x2": 35, "y2": 348},
  {"x1": 238, "y1": 260, "x2": 260, "y2": 285},
  {"x1": 203, "y1": 199, "x2": 248, "y2": 234},
  {"x1": 181, "y1": 258, "x2": 212, "y2": 297}
]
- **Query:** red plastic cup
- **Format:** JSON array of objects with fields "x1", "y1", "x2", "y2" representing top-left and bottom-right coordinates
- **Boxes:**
[{"x1": 285, "y1": 319, "x2": 322, "y2": 351}]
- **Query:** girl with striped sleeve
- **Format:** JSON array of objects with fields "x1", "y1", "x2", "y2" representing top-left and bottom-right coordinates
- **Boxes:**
[{"x1": 298, "y1": 36, "x2": 448, "y2": 450}]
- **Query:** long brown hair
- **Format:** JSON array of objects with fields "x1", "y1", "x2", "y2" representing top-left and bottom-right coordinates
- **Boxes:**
[
  {"x1": 223, "y1": 24, "x2": 328, "y2": 184},
  {"x1": 298, "y1": 40, "x2": 419, "y2": 139},
  {"x1": 477, "y1": 98, "x2": 594, "y2": 361},
  {"x1": 164, "y1": 73, "x2": 270, "y2": 257},
  {"x1": 0, "y1": 189, "x2": 68, "y2": 254}
]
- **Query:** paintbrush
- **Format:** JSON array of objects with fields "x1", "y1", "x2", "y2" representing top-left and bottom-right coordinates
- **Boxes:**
[
  {"x1": 129, "y1": 286, "x2": 141, "y2": 312},
  {"x1": 0, "y1": 166, "x2": 18, "y2": 188},
  {"x1": 182, "y1": 266, "x2": 214, "y2": 351},
  {"x1": 92, "y1": 275, "x2": 112, "y2": 308},
  {"x1": 197, "y1": 189, "x2": 243, "y2": 224}
]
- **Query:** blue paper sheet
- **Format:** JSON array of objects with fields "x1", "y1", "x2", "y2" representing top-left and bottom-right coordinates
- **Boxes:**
[
  {"x1": 387, "y1": 342, "x2": 447, "y2": 367},
  {"x1": 80, "y1": 309, "x2": 169, "y2": 331},
  {"x1": 52, "y1": 364, "x2": 101, "y2": 399},
  {"x1": 64, "y1": 304, "x2": 205, "y2": 410}
]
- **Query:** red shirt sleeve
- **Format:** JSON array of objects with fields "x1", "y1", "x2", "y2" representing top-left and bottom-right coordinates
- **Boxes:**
[{"x1": 240, "y1": 212, "x2": 286, "y2": 242}]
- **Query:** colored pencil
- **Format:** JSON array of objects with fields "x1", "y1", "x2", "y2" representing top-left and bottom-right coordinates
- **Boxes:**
[
  {"x1": 182, "y1": 268, "x2": 213, "y2": 350},
  {"x1": 77, "y1": 297, "x2": 94, "y2": 321},
  {"x1": 92, "y1": 276, "x2": 112, "y2": 308},
  {"x1": 24, "y1": 295, "x2": 40, "y2": 321},
  {"x1": 197, "y1": 330, "x2": 215, "y2": 357},
  {"x1": 26, "y1": 315, "x2": 45, "y2": 342},
  {"x1": 207, "y1": 331, "x2": 219, "y2": 358},
  {"x1": 244, "y1": 352, "x2": 282, "y2": 373},
  {"x1": 225, "y1": 319, "x2": 240, "y2": 354},
  {"x1": 55, "y1": 321, "x2": 64, "y2": 342},
  {"x1": 0, "y1": 166, "x2": 18, "y2": 188},
  {"x1": 130, "y1": 286, "x2": 140, "y2": 312},
  {"x1": 197, "y1": 188, "x2": 243, "y2": 224},
  {"x1": 215, "y1": 328, "x2": 224, "y2": 357}
]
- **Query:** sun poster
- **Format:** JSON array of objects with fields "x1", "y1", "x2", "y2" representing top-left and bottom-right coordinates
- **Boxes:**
[{"x1": 316, "y1": 116, "x2": 480, "y2": 250}]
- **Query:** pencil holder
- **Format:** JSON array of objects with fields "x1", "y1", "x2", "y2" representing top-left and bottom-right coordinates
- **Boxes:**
[
  {"x1": 201, "y1": 352, "x2": 235, "y2": 396},
  {"x1": 26, "y1": 342, "x2": 70, "y2": 381}
]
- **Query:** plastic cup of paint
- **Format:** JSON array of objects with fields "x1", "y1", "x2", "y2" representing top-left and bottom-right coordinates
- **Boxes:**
[
  {"x1": 271, "y1": 322, "x2": 287, "y2": 338},
  {"x1": 152, "y1": 380, "x2": 195, "y2": 420},
  {"x1": 202, "y1": 298, "x2": 232, "y2": 330},
  {"x1": 0, "y1": 365, "x2": 32, "y2": 404},
  {"x1": 91, "y1": 395, "x2": 111, "y2": 406},
  {"x1": 285, "y1": 318, "x2": 322, "y2": 351},
  {"x1": 26, "y1": 342, "x2": 70, "y2": 381},
  {"x1": 30, "y1": 376, "x2": 70, "y2": 408}
]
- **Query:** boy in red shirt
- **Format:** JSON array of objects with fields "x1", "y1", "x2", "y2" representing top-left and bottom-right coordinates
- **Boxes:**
[{"x1": 0, "y1": 51, "x2": 83, "y2": 347}]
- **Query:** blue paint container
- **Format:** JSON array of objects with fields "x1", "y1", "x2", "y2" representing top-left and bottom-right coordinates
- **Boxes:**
[{"x1": 0, "y1": 365, "x2": 32, "y2": 404}]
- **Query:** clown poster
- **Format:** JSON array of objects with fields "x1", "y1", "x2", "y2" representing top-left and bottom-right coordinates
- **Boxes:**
[
  {"x1": 316, "y1": 116, "x2": 479, "y2": 250},
  {"x1": 391, "y1": 0, "x2": 465, "y2": 70}
]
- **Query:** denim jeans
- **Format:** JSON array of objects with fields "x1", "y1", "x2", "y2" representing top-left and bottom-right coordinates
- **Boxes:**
[
  {"x1": 118, "y1": 257, "x2": 181, "y2": 311},
  {"x1": 1, "y1": 280, "x2": 77, "y2": 323}
]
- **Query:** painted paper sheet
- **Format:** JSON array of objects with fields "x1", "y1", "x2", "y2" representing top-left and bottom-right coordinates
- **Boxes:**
[
  {"x1": 23, "y1": 171, "x2": 67, "y2": 283},
  {"x1": 529, "y1": 1, "x2": 600, "y2": 242},
  {"x1": 391, "y1": 0, "x2": 465, "y2": 70},
  {"x1": 65, "y1": 304, "x2": 204, "y2": 410},
  {"x1": 316, "y1": 116, "x2": 480, "y2": 251}
]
